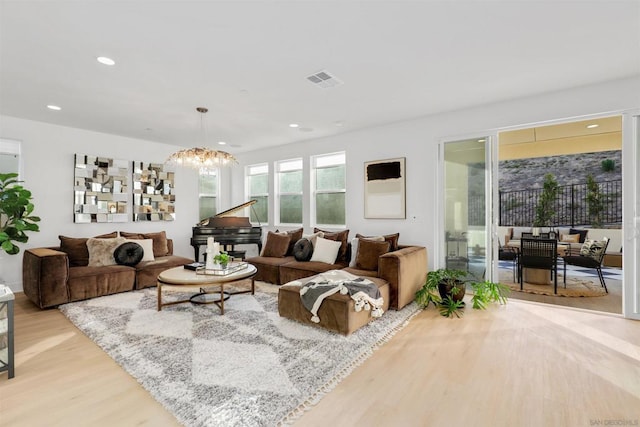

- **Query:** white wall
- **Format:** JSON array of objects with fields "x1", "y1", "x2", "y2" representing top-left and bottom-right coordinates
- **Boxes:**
[
  {"x1": 233, "y1": 76, "x2": 640, "y2": 269},
  {"x1": 0, "y1": 116, "x2": 200, "y2": 292}
]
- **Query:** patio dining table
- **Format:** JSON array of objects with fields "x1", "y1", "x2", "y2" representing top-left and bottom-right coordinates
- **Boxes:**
[{"x1": 506, "y1": 239, "x2": 571, "y2": 285}]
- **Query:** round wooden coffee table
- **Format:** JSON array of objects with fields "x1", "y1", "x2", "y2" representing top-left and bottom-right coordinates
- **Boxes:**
[{"x1": 157, "y1": 264, "x2": 257, "y2": 314}]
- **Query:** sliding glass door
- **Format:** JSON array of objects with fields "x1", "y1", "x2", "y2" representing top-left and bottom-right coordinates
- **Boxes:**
[
  {"x1": 441, "y1": 137, "x2": 494, "y2": 280},
  {"x1": 623, "y1": 111, "x2": 640, "y2": 320}
]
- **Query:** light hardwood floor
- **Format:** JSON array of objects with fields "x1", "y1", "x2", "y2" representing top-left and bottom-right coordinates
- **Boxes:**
[{"x1": 1, "y1": 291, "x2": 639, "y2": 427}]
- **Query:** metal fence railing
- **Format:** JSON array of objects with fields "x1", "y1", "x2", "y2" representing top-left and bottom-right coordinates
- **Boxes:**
[{"x1": 495, "y1": 179, "x2": 622, "y2": 227}]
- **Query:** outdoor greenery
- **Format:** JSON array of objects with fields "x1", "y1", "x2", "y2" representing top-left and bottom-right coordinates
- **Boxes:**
[
  {"x1": 586, "y1": 174, "x2": 604, "y2": 228},
  {"x1": 0, "y1": 173, "x2": 40, "y2": 255},
  {"x1": 601, "y1": 159, "x2": 615, "y2": 172},
  {"x1": 415, "y1": 269, "x2": 509, "y2": 318},
  {"x1": 533, "y1": 173, "x2": 560, "y2": 227}
]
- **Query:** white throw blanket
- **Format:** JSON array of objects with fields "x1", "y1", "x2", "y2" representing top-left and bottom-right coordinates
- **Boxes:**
[{"x1": 297, "y1": 270, "x2": 384, "y2": 323}]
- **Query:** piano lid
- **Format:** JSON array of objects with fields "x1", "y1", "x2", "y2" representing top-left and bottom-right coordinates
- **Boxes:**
[{"x1": 198, "y1": 200, "x2": 257, "y2": 226}]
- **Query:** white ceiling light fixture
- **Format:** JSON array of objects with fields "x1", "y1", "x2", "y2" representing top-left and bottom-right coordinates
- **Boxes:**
[
  {"x1": 97, "y1": 56, "x2": 115, "y2": 66},
  {"x1": 47, "y1": 105, "x2": 61, "y2": 111},
  {"x1": 289, "y1": 123, "x2": 299, "y2": 128},
  {"x1": 586, "y1": 124, "x2": 599, "y2": 129},
  {"x1": 166, "y1": 107, "x2": 237, "y2": 172},
  {"x1": 217, "y1": 141, "x2": 226, "y2": 145}
]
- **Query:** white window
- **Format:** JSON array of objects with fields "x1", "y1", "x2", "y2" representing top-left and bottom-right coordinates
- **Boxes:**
[
  {"x1": 198, "y1": 170, "x2": 218, "y2": 220},
  {"x1": 312, "y1": 152, "x2": 346, "y2": 226},
  {"x1": 276, "y1": 158, "x2": 303, "y2": 225},
  {"x1": 246, "y1": 163, "x2": 269, "y2": 224}
]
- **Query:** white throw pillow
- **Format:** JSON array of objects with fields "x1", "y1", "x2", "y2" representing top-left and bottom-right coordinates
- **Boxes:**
[
  {"x1": 348, "y1": 235, "x2": 385, "y2": 268},
  {"x1": 302, "y1": 231, "x2": 324, "y2": 247},
  {"x1": 87, "y1": 237, "x2": 126, "y2": 267},
  {"x1": 309, "y1": 236, "x2": 341, "y2": 264},
  {"x1": 126, "y1": 239, "x2": 155, "y2": 262}
]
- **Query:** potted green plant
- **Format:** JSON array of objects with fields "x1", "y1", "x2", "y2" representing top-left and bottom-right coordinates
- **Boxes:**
[
  {"x1": 415, "y1": 268, "x2": 509, "y2": 318},
  {"x1": 415, "y1": 269, "x2": 467, "y2": 317},
  {"x1": 0, "y1": 173, "x2": 40, "y2": 255},
  {"x1": 213, "y1": 252, "x2": 231, "y2": 268}
]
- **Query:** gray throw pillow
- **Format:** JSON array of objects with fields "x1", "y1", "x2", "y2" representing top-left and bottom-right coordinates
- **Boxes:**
[{"x1": 293, "y1": 238, "x2": 313, "y2": 262}]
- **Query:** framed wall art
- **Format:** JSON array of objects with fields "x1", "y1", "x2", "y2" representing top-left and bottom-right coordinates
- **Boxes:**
[
  {"x1": 132, "y1": 161, "x2": 175, "y2": 221},
  {"x1": 364, "y1": 157, "x2": 406, "y2": 219},
  {"x1": 74, "y1": 154, "x2": 129, "y2": 223}
]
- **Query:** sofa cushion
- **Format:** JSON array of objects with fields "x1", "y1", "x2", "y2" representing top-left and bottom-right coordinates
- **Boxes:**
[
  {"x1": 114, "y1": 242, "x2": 145, "y2": 266},
  {"x1": 246, "y1": 255, "x2": 295, "y2": 284},
  {"x1": 560, "y1": 234, "x2": 580, "y2": 243},
  {"x1": 293, "y1": 238, "x2": 313, "y2": 261},
  {"x1": 261, "y1": 231, "x2": 291, "y2": 257},
  {"x1": 314, "y1": 228, "x2": 349, "y2": 263},
  {"x1": 87, "y1": 237, "x2": 126, "y2": 267},
  {"x1": 59, "y1": 232, "x2": 118, "y2": 267},
  {"x1": 277, "y1": 228, "x2": 303, "y2": 256},
  {"x1": 355, "y1": 238, "x2": 391, "y2": 271},
  {"x1": 278, "y1": 275, "x2": 390, "y2": 335},
  {"x1": 356, "y1": 232, "x2": 400, "y2": 252},
  {"x1": 579, "y1": 238, "x2": 607, "y2": 260},
  {"x1": 310, "y1": 237, "x2": 341, "y2": 264},
  {"x1": 303, "y1": 231, "x2": 324, "y2": 247},
  {"x1": 133, "y1": 254, "x2": 194, "y2": 289},
  {"x1": 124, "y1": 238, "x2": 155, "y2": 262},
  {"x1": 67, "y1": 264, "x2": 136, "y2": 302},
  {"x1": 349, "y1": 235, "x2": 384, "y2": 267},
  {"x1": 569, "y1": 228, "x2": 589, "y2": 243},
  {"x1": 120, "y1": 231, "x2": 169, "y2": 257}
]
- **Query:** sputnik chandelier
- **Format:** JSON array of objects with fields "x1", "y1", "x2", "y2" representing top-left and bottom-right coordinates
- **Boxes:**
[{"x1": 166, "y1": 107, "x2": 237, "y2": 172}]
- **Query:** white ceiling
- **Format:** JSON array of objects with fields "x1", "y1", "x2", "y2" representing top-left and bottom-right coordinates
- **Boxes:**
[{"x1": 1, "y1": 1, "x2": 639, "y2": 153}]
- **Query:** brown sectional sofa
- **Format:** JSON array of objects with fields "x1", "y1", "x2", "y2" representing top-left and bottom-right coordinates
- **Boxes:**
[
  {"x1": 22, "y1": 232, "x2": 192, "y2": 309},
  {"x1": 247, "y1": 228, "x2": 427, "y2": 311},
  {"x1": 272, "y1": 243, "x2": 427, "y2": 335}
]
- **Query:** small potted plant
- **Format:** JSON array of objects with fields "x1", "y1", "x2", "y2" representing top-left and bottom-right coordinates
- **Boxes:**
[
  {"x1": 415, "y1": 269, "x2": 467, "y2": 317},
  {"x1": 415, "y1": 268, "x2": 509, "y2": 318},
  {"x1": 213, "y1": 252, "x2": 231, "y2": 269}
]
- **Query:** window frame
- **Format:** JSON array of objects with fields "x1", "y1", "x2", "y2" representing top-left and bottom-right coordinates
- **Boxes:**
[
  {"x1": 311, "y1": 152, "x2": 346, "y2": 228},
  {"x1": 275, "y1": 158, "x2": 304, "y2": 226},
  {"x1": 198, "y1": 168, "x2": 219, "y2": 220},
  {"x1": 246, "y1": 163, "x2": 270, "y2": 225}
]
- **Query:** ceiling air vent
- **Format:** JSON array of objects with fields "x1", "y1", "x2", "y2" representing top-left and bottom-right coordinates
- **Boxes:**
[{"x1": 306, "y1": 70, "x2": 343, "y2": 89}]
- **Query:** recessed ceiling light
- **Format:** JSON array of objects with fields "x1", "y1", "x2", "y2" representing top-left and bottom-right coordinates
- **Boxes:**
[
  {"x1": 47, "y1": 105, "x2": 61, "y2": 111},
  {"x1": 586, "y1": 124, "x2": 599, "y2": 129},
  {"x1": 289, "y1": 123, "x2": 299, "y2": 128},
  {"x1": 477, "y1": 139, "x2": 486, "y2": 142},
  {"x1": 97, "y1": 56, "x2": 115, "y2": 66},
  {"x1": 218, "y1": 141, "x2": 226, "y2": 145}
]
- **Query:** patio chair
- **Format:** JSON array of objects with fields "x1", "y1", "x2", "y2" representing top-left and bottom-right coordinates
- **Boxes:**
[
  {"x1": 562, "y1": 237, "x2": 610, "y2": 293},
  {"x1": 519, "y1": 238, "x2": 558, "y2": 294},
  {"x1": 499, "y1": 241, "x2": 519, "y2": 282}
]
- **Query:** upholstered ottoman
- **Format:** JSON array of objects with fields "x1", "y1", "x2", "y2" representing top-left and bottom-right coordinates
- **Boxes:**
[{"x1": 278, "y1": 275, "x2": 390, "y2": 335}]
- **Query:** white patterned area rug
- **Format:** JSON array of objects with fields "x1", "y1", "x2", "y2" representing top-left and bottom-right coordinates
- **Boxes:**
[{"x1": 59, "y1": 283, "x2": 419, "y2": 427}]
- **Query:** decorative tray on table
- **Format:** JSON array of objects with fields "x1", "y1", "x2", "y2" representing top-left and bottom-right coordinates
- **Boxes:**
[{"x1": 195, "y1": 262, "x2": 249, "y2": 276}]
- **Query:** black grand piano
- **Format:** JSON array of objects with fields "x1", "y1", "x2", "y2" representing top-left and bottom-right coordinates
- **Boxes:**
[{"x1": 190, "y1": 200, "x2": 263, "y2": 261}]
